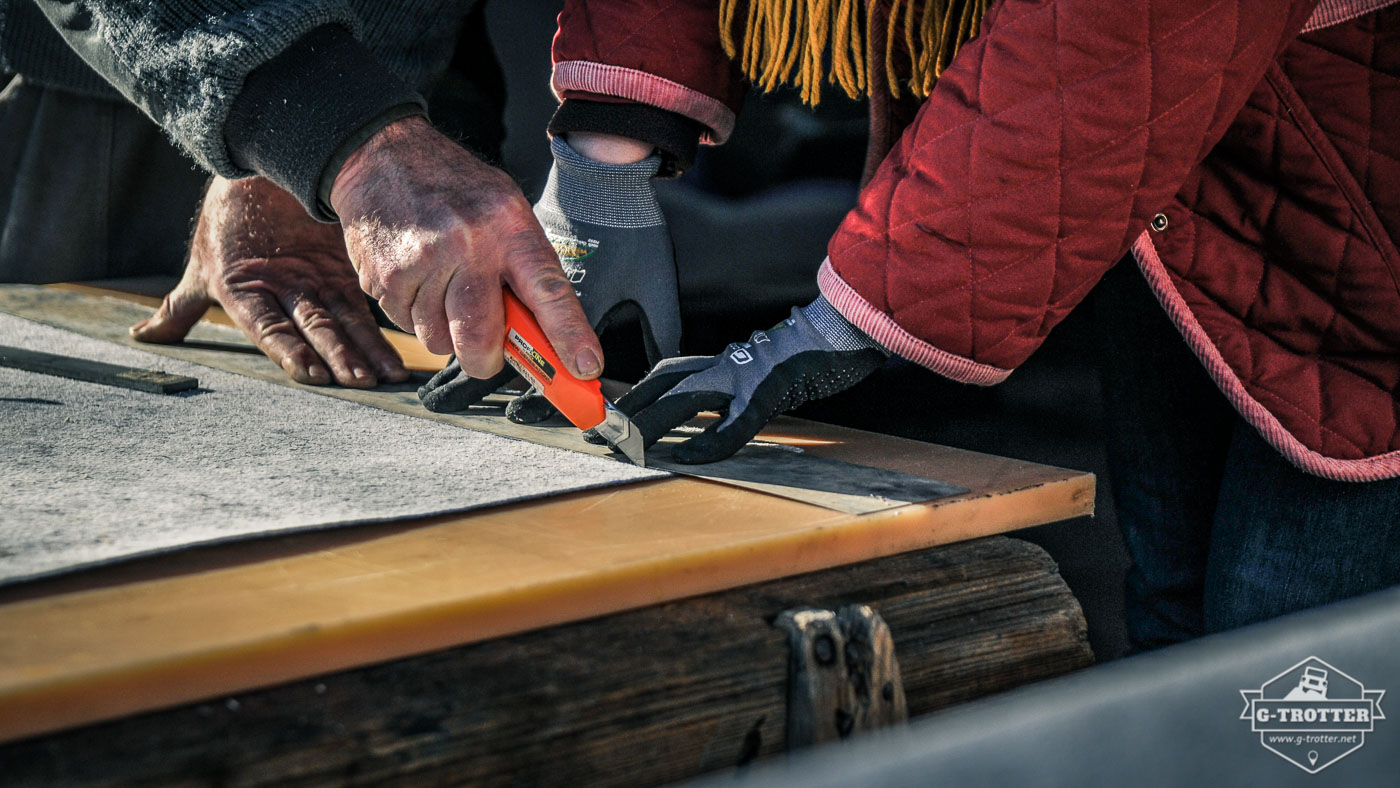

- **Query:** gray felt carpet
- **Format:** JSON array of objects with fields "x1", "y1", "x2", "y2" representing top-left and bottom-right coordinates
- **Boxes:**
[{"x1": 0, "y1": 313, "x2": 661, "y2": 585}]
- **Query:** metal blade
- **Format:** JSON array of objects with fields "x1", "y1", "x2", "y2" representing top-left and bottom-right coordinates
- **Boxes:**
[{"x1": 590, "y1": 403, "x2": 646, "y2": 467}]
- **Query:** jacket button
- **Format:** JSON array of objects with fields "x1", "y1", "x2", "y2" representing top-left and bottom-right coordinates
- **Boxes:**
[{"x1": 1150, "y1": 213, "x2": 1169, "y2": 232}]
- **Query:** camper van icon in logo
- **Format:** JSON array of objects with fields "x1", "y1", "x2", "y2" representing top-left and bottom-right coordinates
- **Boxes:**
[{"x1": 1239, "y1": 657, "x2": 1385, "y2": 773}]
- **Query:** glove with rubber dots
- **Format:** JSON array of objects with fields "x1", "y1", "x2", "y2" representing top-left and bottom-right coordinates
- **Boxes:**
[
  {"x1": 417, "y1": 358, "x2": 518, "y2": 414},
  {"x1": 419, "y1": 136, "x2": 681, "y2": 417},
  {"x1": 610, "y1": 296, "x2": 888, "y2": 464}
]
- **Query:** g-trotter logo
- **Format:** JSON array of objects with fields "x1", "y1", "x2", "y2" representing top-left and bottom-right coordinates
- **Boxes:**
[{"x1": 1239, "y1": 657, "x2": 1385, "y2": 773}]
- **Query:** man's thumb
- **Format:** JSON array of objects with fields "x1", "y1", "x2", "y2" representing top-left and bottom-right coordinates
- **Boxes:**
[{"x1": 130, "y1": 285, "x2": 212, "y2": 344}]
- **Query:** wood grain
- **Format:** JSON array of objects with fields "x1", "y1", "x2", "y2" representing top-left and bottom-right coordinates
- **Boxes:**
[
  {"x1": 0, "y1": 538, "x2": 1092, "y2": 787},
  {"x1": 775, "y1": 605, "x2": 909, "y2": 748}
]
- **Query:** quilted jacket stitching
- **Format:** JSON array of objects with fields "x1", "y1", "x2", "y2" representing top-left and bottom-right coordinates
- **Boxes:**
[
  {"x1": 869, "y1": 0, "x2": 1229, "y2": 188},
  {"x1": 910, "y1": 192, "x2": 1148, "y2": 301},
  {"x1": 878, "y1": 159, "x2": 900, "y2": 329},
  {"x1": 1291, "y1": 29, "x2": 1400, "y2": 77},
  {"x1": 664, "y1": 5, "x2": 684, "y2": 66},
  {"x1": 594, "y1": 2, "x2": 680, "y2": 60},
  {"x1": 965, "y1": 153, "x2": 977, "y2": 355},
  {"x1": 903, "y1": 1, "x2": 1227, "y2": 161},
  {"x1": 1362, "y1": 28, "x2": 1377, "y2": 216},
  {"x1": 978, "y1": 273, "x2": 1104, "y2": 360},
  {"x1": 1184, "y1": 199, "x2": 1399, "y2": 351},
  {"x1": 871, "y1": 74, "x2": 1216, "y2": 257},
  {"x1": 1251, "y1": 373, "x2": 1368, "y2": 450},
  {"x1": 1034, "y1": 0, "x2": 1067, "y2": 342},
  {"x1": 1231, "y1": 105, "x2": 1400, "y2": 172},
  {"x1": 1264, "y1": 65, "x2": 1400, "y2": 296},
  {"x1": 1176, "y1": 276, "x2": 1366, "y2": 450},
  {"x1": 1316, "y1": 251, "x2": 1351, "y2": 359},
  {"x1": 1142, "y1": 238, "x2": 1400, "y2": 478},
  {"x1": 832, "y1": 5, "x2": 1241, "y2": 261},
  {"x1": 1182, "y1": 60, "x2": 1400, "y2": 359},
  {"x1": 1177, "y1": 230, "x2": 1397, "y2": 449}
]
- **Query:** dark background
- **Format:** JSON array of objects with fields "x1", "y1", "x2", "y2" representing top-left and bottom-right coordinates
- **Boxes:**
[{"x1": 485, "y1": 1, "x2": 1132, "y2": 661}]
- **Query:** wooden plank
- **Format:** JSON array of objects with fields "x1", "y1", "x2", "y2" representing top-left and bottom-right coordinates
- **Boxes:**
[
  {"x1": 0, "y1": 284, "x2": 1095, "y2": 744},
  {"x1": 0, "y1": 538, "x2": 1093, "y2": 786},
  {"x1": 0, "y1": 345, "x2": 198, "y2": 394}
]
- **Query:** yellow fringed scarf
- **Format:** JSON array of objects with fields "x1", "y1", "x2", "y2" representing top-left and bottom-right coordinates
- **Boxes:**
[{"x1": 719, "y1": 0, "x2": 989, "y2": 104}]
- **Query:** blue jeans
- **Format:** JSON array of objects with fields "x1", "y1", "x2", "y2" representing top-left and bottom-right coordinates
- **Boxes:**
[{"x1": 1092, "y1": 262, "x2": 1400, "y2": 651}]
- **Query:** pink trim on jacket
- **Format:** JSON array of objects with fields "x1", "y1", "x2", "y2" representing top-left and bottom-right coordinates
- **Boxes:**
[
  {"x1": 552, "y1": 61, "x2": 736, "y2": 144},
  {"x1": 817, "y1": 259, "x2": 1012, "y2": 386},
  {"x1": 1132, "y1": 232, "x2": 1400, "y2": 482},
  {"x1": 1302, "y1": 0, "x2": 1400, "y2": 31}
]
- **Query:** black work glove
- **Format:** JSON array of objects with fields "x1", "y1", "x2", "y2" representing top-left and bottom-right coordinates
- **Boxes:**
[
  {"x1": 418, "y1": 137, "x2": 682, "y2": 418},
  {"x1": 417, "y1": 361, "x2": 517, "y2": 415},
  {"x1": 611, "y1": 296, "x2": 888, "y2": 464}
]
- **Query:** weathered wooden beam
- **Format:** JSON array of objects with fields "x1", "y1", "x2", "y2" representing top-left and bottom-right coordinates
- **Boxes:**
[
  {"x1": 0, "y1": 537, "x2": 1091, "y2": 786},
  {"x1": 776, "y1": 605, "x2": 908, "y2": 748}
]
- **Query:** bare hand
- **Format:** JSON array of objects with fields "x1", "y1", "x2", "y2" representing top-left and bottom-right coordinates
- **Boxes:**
[
  {"x1": 131, "y1": 176, "x2": 409, "y2": 388},
  {"x1": 330, "y1": 116, "x2": 602, "y2": 381}
]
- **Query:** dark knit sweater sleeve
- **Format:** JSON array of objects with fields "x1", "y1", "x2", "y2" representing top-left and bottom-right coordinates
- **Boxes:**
[
  {"x1": 224, "y1": 25, "x2": 424, "y2": 219},
  {"x1": 30, "y1": 1, "x2": 424, "y2": 216},
  {"x1": 0, "y1": 0, "x2": 123, "y2": 99},
  {"x1": 548, "y1": 99, "x2": 705, "y2": 176}
]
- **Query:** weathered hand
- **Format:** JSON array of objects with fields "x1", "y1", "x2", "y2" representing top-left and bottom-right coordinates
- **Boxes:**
[
  {"x1": 331, "y1": 116, "x2": 601, "y2": 382},
  {"x1": 131, "y1": 176, "x2": 409, "y2": 388},
  {"x1": 506, "y1": 136, "x2": 682, "y2": 423},
  {"x1": 612, "y1": 298, "x2": 887, "y2": 463},
  {"x1": 418, "y1": 135, "x2": 682, "y2": 421}
]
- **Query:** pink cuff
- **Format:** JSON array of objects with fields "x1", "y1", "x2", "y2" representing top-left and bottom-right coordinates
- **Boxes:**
[
  {"x1": 552, "y1": 61, "x2": 736, "y2": 145},
  {"x1": 817, "y1": 259, "x2": 1012, "y2": 386},
  {"x1": 1133, "y1": 232, "x2": 1400, "y2": 482},
  {"x1": 1302, "y1": 0, "x2": 1400, "y2": 32}
]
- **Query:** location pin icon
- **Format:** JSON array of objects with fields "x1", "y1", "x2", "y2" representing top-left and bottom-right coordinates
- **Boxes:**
[{"x1": 1308, "y1": 751, "x2": 1319, "y2": 766}]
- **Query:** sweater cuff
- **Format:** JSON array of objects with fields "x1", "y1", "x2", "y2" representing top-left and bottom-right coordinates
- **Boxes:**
[
  {"x1": 224, "y1": 25, "x2": 427, "y2": 220},
  {"x1": 548, "y1": 99, "x2": 704, "y2": 177}
]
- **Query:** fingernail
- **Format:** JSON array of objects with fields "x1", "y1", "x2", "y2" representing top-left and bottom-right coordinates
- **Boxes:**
[
  {"x1": 353, "y1": 367, "x2": 374, "y2": 383},
  {"x1": 308, "y1": 364, "x2": 330, "y2": 383},
  {"x1": 575, "y1": 348, "x2": 602, "y2": 377}
]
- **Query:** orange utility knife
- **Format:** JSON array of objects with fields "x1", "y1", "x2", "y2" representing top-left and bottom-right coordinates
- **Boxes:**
[{"x1": 501, "y1": 289, "x2": 645, "y2": 466}]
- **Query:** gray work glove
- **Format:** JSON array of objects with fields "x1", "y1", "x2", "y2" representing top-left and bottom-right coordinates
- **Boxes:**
[
  {"x1": 605, "y1": 296, "x2": 888, "y2": 463},
  {"x1": 419, "y1": 137, "x2": 681, "y2": 419}
]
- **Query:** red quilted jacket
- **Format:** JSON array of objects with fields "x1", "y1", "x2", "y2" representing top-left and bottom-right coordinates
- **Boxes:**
[{"x1": 554, "y1": 0, "x2": 1400, "y2": 481}]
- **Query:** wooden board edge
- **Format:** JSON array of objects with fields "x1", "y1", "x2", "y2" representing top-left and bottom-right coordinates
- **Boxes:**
[{"x1": 0, "y1": 472, "x2": 1093, "y2": 744}]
